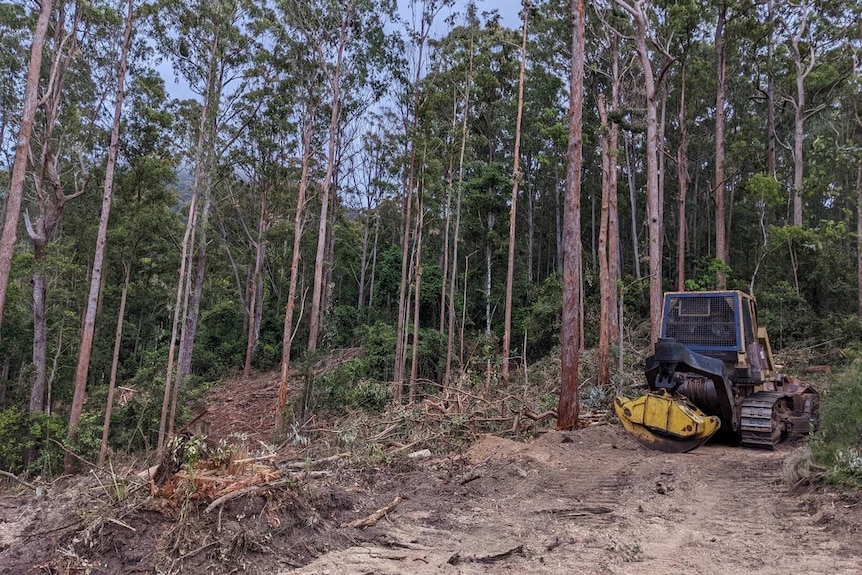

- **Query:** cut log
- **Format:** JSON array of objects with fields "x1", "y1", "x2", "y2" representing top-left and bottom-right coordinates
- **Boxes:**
[{"x1": 341, "y1": 495, "x2": 405, "y2": 528}]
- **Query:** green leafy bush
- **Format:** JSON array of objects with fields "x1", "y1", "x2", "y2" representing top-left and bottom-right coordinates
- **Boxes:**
[
  {"x1": 0, "y1": 408, "x2": 68, "y2": 476},
  {"x1": 757, "y1": 280, "x2": 815, "y2": 348},
  {"x1": 811, "y1": 361, "x2": 862, "y2": 485},
  {"x1": 314, "y1": 361, "x2": 392, "y2": 413}
]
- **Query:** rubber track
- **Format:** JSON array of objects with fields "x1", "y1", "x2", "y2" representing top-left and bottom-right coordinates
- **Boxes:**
[{"x1": 740, "y1": 391, "x2": 786, "y2": 449}]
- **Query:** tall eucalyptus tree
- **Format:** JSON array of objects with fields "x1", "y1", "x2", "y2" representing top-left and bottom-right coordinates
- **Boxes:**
[
  {"x1": 151, "y1": 0, "x2": 256, "y2": 450},
  {"x1": 0, "y1": 0, "x2": 51, "y2": 333},
  {"x1": 558, "y1": 0, "x2": 585, "y2": 430},
  {"x1": 66, "y1": 0, "x2": 135, "y2": 473}
]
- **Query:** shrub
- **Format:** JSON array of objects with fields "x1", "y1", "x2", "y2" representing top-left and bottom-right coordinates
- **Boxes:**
[
  {"x1": 810, "y1": 360, "x2": 862, "y2": 485},
  {"x1": 0, "y1": 408, "x2": 68, "y2": 476},
  {"x1": 313, "y1": 361, "x2": 392, "y2": 413}
]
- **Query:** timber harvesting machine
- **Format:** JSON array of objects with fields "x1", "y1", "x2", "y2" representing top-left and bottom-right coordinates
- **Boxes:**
[{"x1": 614, "y1": 290, "x2": 819, "y2": 453}]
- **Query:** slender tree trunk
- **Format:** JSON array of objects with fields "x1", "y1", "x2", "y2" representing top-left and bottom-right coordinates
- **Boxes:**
[
  {"x1": 66, "y1": 0, "x2": 134, "y2": 472},
  {"x1": 658, "y1": 86, "x2": 668, "y2": 266},
  {"x1": 358, "y1": 209, "x2": 370, "y2": 310},
  {"x1": 616, "y1": 0, "x2": 663, "y2": 346},
  {"x1": 766, "y1": 0, "x2": 776, "y2": 175},
  {"x1": 444, "y1": 189, "x2": 463, "y2": 390},
  {"x1": 714, "y1": 3, "x2": 728, "y2": 289},
  {"x1": 857, "y1": 165, "x2": 862, "y2": 317},
  {"x1": 502, "y1": 7, "x2": 529, "y2": 385},
  {"x1": 276, "y1": 109, "x2": 314, "y2": 430},
  {"x1": 243, "y1": 191, "x2": 267, "y2": 377},
  {"x1": 445, "y1": 36, "x2": 473, "y2": 390},
  {"x1": 368, "y1": 212, "x2": 380, "y2": 309},
  {"x1": 676, "y1": 66, "x2": 689, "y2": 292},
  {"x1": 555, "y1": 171, "x2": 563, "y2": 275},
  {"x1": 409, "y1": 195, "x2": 424, "y2": 401},
  {"x1": 484, "y1": 212, "x2": 493, "y2": 391},
  {"x1": 460, "y1": 251, "x2": 472, "y2": 366},
  {"x1": 158, "y1": 191, "x2": 198, "y2": 453},
  {"x1": 169, "y1": 192, "x2": 212, "y2": 435},
  {"x1": 792, "y1": 71, "x2": 805, "y2": 227},
  {"x1": 590, "y1": 188, "x2": 596, "y2": 275},
  {"x1": 308, "y1": 13, "x2": 348, "y2": 352},
  {"x1": 625, "y1": 134, "x2": 642, "y2": 279},
  {"x1": 25, "y1": 4, "x2": 87, "y2": 415},
  {"x1": 98, "y1": 262, "x2": 130, "y2": 466},
  {"x1": 160, "y1": 15, "x2": 224, "y2": 448},
  {"x1": 558, "y1": 0, "x2": 585, "y2": 431},
  {"x1": 597, "y1": 94, "x2": 612, "y2": 388},
  {"x1": 579, "y1": 262, "x2": 585, "y2": 352},
  {"x1": 394, "y1": 14, "x2": 431, "y2": 398},
  {"x1": 322, "y1": 172, "x2": 338, "y2": 318},
  {"x1": 439, "y1": 91, "x2": 458, "y2": 333},
  {"x1": 608, "y1": 38, "x2": 621, "y2": 341},
  {"x1": 789, "y1": 0, "x2": 815, "y2": 228},
  {"x1": 526, "y1": 173, "x2": 535, "y2": 284},
  {"x1": 0, "y1": 0, "x2": 52, "y2": 331},
  {"x1": 29, "y1": 269, "x2": 47, "y2": 413}
]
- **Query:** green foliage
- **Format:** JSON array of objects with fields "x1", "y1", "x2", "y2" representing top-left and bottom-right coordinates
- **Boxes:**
[
  {"x1": 411, "y1": 327, "x2": 446, "y2": 383},
  {"x1": 0, "y1": 408, "x2": 68, "y2": 476},
  {"x1": 522, "y1": 275, "x2": 562, "y2": 360},
  {"x1": 66, "y1": 413, "x2": 104, "y2": 465},
  {"x1": 811, "y1": 361, "x2": 862, "y2": 485},
  {"x1": 332, "y1": 305, "x2": 361, "y2": 347},
  {"x1": 355, "y1": 321, "x2": 397, "y2": 381},
  {"x1": 684, "y1": 258, "x2": 732, "y2": 292},
  {"x1": 0, "y1": 407, "x2": 30, "y2": 472},
  {"x1": 753, "y1": 221, "x2": 858, "y2": 346},
  {"x1": 314, "y1": 362, "x2": 392, "y2": 413},
  {"x1": 193, "y1": 299, "x2": 245, "y2": 380},
  {"x1": 757, "y1": 280, "x2": 815, "y2": 347},
  {"x1": 744, "y1": 173, "x2": 783, "y2": 208},
  {"x1": 107, "y1": 348, "x2": 171, "y2": 453}
]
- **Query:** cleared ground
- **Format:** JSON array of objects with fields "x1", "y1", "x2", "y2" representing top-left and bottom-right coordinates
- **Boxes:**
[{"x1": 2, "y1": 422, "x2": 860, "y2": 574}]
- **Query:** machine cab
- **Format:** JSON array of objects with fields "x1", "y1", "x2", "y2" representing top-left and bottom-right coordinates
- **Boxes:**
[{"x1": 660, "y1": 290, "x2": 776, "y2": 385}]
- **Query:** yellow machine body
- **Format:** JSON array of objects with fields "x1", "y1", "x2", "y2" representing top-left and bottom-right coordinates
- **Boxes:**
[{"x1": 614, "y1": 391, "x2": 721, "y2": 453}]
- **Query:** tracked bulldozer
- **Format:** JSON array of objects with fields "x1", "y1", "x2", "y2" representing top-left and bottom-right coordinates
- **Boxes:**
[{"x1": 614, "y1": 290, "x2": 819, "y2": 453}]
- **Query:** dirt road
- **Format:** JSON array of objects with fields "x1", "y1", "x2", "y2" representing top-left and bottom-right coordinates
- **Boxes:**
[
  {"x1": 2, "y1": 424, "x2": 860, "y2": 574},
  {"x1": 293, "y1": 426, "x2": 862, "y2": 575}
]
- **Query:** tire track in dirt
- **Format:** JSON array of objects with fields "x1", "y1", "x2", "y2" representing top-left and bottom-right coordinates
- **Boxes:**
[{"x1": 291, "y1": 426, "x2": 862, "y2": 575}]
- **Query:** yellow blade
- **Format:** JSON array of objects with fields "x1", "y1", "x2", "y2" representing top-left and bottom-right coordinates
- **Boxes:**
[{"x1": 614, "y1": 393, "x2": 721, "y2": 453}]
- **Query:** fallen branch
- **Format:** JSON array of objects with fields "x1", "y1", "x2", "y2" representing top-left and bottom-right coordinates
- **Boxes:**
[
  {"x1": 49, "y1": 439, "x2": 98, "y2": 472},
  {"x1": 448, "y1": 544, "x2": 525, "y2": 565},
  {"x1": 521, "y1": 409, "x2": 557, "y2": 422},
  {"x1": 231, "y1": 454, "x2": 277, "y2": 465},
  {"x1": 368, "y1": 423, "x2": 399, "y2": 441},
  {"x1": 475, "y1": 545, "x2": 525, "y2": 564},
  {"x1": 0, "y1": 469, "x2": 37, "y2": 491},
  {"x1": 288, "y1": 470, "x2": 330, "y2": 480},
  {"x1": 205, "y1": 485, "x2": 262, "y2": 513},
  {"x1": 459, "y1": 472, "x2": 482, "y2": 485},
  {"x1": 284, "y1": 452, "x2": 351, "y2": 469},
  {"x1": 341, "y1": 494, "x2": 405, "y2": 528},
  {"x1": 176, "y1": 409, "x2": 208, "y2": 434},
  {"x1": 203, "y1": 469, "x2": 331, "y2": 514},
  {"x1": 178, "y1": 541, "x2": 219, "y2": 561},
  {"x1": 106, "y1": 517, "x2": 136, "y2": 531}
]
